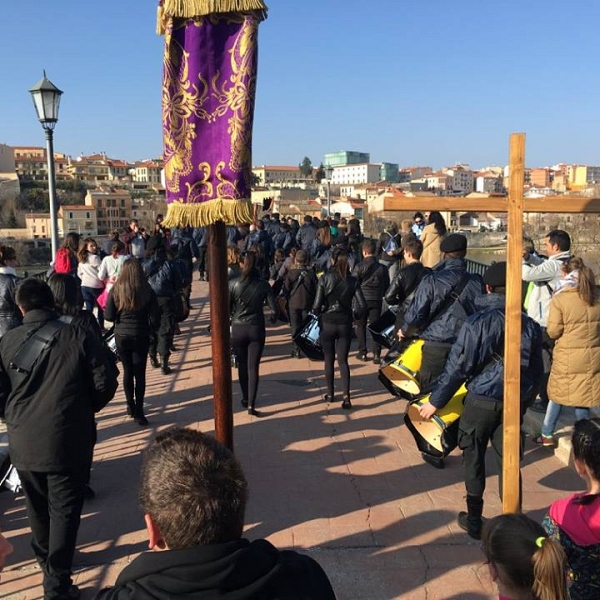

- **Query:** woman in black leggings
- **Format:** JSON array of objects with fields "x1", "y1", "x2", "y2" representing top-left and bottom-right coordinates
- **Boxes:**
[
  {"x1": 229, "y1": 251, "x2": 277, "y2": 416},
  {"x1": 312, "y1": 249, "x2": 366, "y2": 409},
  {"x1": 105, "y1": 259, "x2": 159, "y2": 425}
]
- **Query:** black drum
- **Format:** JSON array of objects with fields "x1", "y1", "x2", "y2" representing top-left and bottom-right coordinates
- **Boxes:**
[
  {"x1": 368, "y1": 307, "x2": 398, "y2": 349},
  {"x1": 293, "y1": 313, "x2": 324, "y2": 361}
]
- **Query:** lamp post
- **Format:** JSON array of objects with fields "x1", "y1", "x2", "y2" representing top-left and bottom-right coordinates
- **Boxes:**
[
  {"x1": 325, "y1": 166, "x2": 333, "y2": 217},
  {"x1": 29, "y1": 71, "x2": 63, "y2": 260}
]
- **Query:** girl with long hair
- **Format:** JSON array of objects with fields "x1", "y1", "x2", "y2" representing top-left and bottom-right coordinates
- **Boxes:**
[
  {"x1": 420, "y1": 211, "x2": 447, "y2": 268},
  {"x1": 54, "y1": 232, "x2": 80, "y2": 276},
  {"x1": 104, "y1": 259, "x2": 159, "y2": 425},
  {"x1": 229, "y1": 251, "x2": 277, "y2": 416},
  {"x1": 0, "y1": 244, "x2": 21, "y2": 339},
  {"x1": 482, "y1": 513, "x2": 569, "y2": 600},
  {"x1": 77, "y1": 238, "x2": 105, "y2": 330},
  {"x1": 312, "y1": 249, "x2": 366, "y2": 409},
  {"x1": 534, "y1": 257, "x2": 600, "y2": 445},
  {"x1": 543, "y1": 418, "x2": 600, "y2": 598}
]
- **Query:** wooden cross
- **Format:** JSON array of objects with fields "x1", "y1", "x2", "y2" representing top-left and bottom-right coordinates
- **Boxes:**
[{"x1": 379, "y1": 133, "x2": 600, "y2": 512}]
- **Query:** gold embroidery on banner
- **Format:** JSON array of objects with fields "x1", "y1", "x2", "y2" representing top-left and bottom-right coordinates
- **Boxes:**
[{"x1": 162, "y1": 12, "x2": 259, "y2": 203}]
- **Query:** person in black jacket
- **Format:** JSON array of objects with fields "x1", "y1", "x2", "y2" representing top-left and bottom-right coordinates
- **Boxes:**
[
  {"x1": 418, "y1": 262, "x2": 543, "y2": 540},
  {"x1": 143, "y1": 244, "x2": 182, "y2": 375},
  {"x1": 296, "y1": 214, "x2": 317, "y2": 252},
  {"x1": 312, "y1": 249, "x2": 367, "y2": 409},
  {"x1": 384, "y1": 237, "x2": 430, "y2": 336},
  {"x1": 229, "y1": 251, "x2": 277, "y2": 416},
  {"x1": 0, "y1": 278, "x2": 118, "y2": 600},
  {"x1": 353, "y1": 238, "x2": 390, "y2": 364},
  {"x1": 283, "y1": 250, "x2": 318, "y2": 358},
  {"x1": 96, "y1": 428, "x2": 335, "y2": 600},
  {"x1": 0, "y1": 244, "x2": 22, "y2": 340},
  {"x1": 105, "y1": 259, "x2": 160, "y2": 426}
]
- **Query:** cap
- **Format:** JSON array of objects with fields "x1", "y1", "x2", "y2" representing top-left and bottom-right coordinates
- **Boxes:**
[{"x1": 440, "y1": 233, "x2": 467, "y2": 253}]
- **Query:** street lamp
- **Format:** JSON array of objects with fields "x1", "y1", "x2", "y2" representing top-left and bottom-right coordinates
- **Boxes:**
[
  {"x1": 29, "y1": 71, "x2": 63, "y2": 261},
  {"x1": 325, "y1": 166, "x2": 333, "y2": 217}
]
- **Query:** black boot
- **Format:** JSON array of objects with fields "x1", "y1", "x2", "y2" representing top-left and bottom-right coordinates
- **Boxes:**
[
  {"x1": 149, "y1": 353, "x2": 159, "y2": 368},
  {"x1": 457, "y1": 495, "x2": 484, "y2": 540},
  {"x1": 161, "y1": 355, "x2": 172, "y2": 375}
]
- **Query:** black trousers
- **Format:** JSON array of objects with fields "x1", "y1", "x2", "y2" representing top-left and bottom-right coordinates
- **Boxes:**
[
  {"x1": 321, "y1": 321, "x2": 353, "y2": 397},
  {"x1": 232, "y1": 323, "x2": 265, "y2": 409},
  {"x1": 419, "y1": 342, "x2": 452, "y2": 394},
  {"x1": 116, "y1": 333, "x2": 149, "y2": 418},
  {"x1": 18, "y1": 465, "x2": 88, "y2": 600},
  {"x1": 289, "y1": 308, "x2": 309, "y2": 350},
  {"x1": 150, "y1": 296, "x2": 175, "y2": 359},
  {"x1": 356, "y1": 305, "x2": 382, "y2": 356},
  {"x1": 458, "y1": 394, "x2": 523, "y2": 499}
]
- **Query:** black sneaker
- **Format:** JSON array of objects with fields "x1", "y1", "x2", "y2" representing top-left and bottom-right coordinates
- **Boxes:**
[
  {"x1": 372, "y1": 356, "x2": 381, "y2": 365},
  {"x1": 529, "y1": 399, "x2": 548, "y2": 413},
  {"x1": 135, "y1": 415, "x2": 149, "y2": 426},
  {"x1": 356, "y1": 352, "x2": 368, "y2": 362},
  {"x1": 457, "y1": 511, "x2": 483, "y2": 540}
]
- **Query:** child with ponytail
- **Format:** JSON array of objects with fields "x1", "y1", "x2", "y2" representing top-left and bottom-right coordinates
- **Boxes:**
[
  {"x1": 482, "y1": 513, "x2": 568, "y2": 600},
  {"x1": 543, "y1": 418, "x2": 600, "y2": 598}
]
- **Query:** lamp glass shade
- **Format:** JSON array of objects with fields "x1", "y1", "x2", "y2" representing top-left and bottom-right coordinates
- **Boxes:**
[
  {"x1": 29, "y1": 73, "x2": 63, "y2": 124},
  {"x1": 325, "y1": 167, "x2": 333, "y2": 179}
]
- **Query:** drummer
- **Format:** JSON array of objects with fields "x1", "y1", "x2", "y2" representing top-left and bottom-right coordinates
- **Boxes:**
[
  {"x1": 399, "y1": 233, "x2": 485, "y2": 470},
  {"x1": 384, "y1": 237, "x2": 430, "y2": 338},
  {"x1": 417, "y1": 262, "x2": 543, "y2": 541}
]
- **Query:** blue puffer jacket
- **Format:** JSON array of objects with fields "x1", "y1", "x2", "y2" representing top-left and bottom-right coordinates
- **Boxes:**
[
  {"x1": 401, "y1": 258, "x2": 485, "y2": 343},
  {"x1": 429, "y1": 294, "x2": 544, "y2": 408}
]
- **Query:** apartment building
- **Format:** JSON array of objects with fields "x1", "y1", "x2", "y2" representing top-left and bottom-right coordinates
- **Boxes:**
[
  {"x1": 530, "y1": 168, "x2": 551, "y2": 188},
  {"x1": 13, "y1": 146, "x2": 70, "y2": 181},
  {"x1": 67, "y1": 153, "x2": 111, "y2": 183},
  {"x1": 85, "y1": 187, "x2": 133, "y2": 234},
  {"x1": 251, "y1": 165, "x2": 303, "y2": 187},
  {"x1": 58, "y1": 205, "x2": 98, "y2": 237},
  {"x1": 398, "y1": 166, "x2": 432, "y2": 183},
  {"x1": 474, "y1": 171, "x2": 504, "y2": 194},
  {"x1": 330, "y1": 163, "x2": 381, "y2": 185},
  {"x1": 442, "y1": 165, "x2": 474, "y2": 194},
  {"x1": 25, "y1": 213, "x2": 52, "y2": 239},
  {"x1": 425, "y1": 171, "x2": 450, "y2": 192},
  {"x1": 132, "y1": 160, "x2": 163, "y2": 186}
]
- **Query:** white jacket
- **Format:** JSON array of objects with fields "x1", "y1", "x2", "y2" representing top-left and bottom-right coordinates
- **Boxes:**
[
  {"x1": 77, "y1": 254, "x2": 103, "y2": 289},
  {"x1": 522, "y1": 250, "x2": 570, "y2": 327}
]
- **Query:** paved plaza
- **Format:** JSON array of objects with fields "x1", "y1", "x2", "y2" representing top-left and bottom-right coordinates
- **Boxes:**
[{"x1": 0, "y1": 281, "x2": 583, "y2": 599}]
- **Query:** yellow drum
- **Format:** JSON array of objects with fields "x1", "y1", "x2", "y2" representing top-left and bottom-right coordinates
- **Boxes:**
[
  {"x1": 379, "y1": 339, "x2": 424, "y2": 396},
  {"x1": 404, "y1": 384, "x2": 467, "y2": 457}
]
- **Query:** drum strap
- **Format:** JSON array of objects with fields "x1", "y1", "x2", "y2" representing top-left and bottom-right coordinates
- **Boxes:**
[
  {"x1": 359, "y1": 261, "x2": 381, "y2": 288},
  {"x1": 289, "y1": 270, "x2": 308, "y2": 299},
  {"x1": 426, "y1": 271, "x2": 471, "y2": 328}
]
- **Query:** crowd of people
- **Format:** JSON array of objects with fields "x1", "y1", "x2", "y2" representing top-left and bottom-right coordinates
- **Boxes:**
[{"x1": 0, "y1": 210, "x2": 599, "y2": 599}]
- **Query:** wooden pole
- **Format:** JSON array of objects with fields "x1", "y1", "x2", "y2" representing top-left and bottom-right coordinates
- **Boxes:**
[
  {"x1": 503, "y1": 133, "x2": 526, "y2": 513},
  {"x1": 208, "y1": 221, "x2": 234, "y2": 451}
]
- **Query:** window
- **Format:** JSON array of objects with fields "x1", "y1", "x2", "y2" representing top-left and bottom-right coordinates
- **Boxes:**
[{"x1": 68, "y1": 212, "x2": 73, "y2": 219}]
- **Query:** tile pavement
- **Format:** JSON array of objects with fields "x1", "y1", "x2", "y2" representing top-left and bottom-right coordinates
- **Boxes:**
[{"x1": 0, "y1": 282, "x2": 585, "y2": 599}]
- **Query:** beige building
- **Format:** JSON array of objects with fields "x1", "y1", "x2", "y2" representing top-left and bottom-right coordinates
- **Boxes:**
[
  {"x1": 132, "y1": 160, "x2": 163, "y2": 186},
  {"x1": 85, "y1": 187, "x2": 133, "y2": 234},
  {"x1": 59, "y1": 205, "x2": 98, "y2": 237},
  {"x1": 251, "y1": 165, "x2": 305, "y2": 187},
  {"x1": 13, "y1": 146, "x2": 70, "y2": 181},
  {"x1": 25, "y1": 213, "x2": 52, "y2": 239}
]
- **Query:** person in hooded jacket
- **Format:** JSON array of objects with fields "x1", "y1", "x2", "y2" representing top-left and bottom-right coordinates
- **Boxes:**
[
  {"x1": 230, "y1": 251, "x2": 277, "y2": 416},
  {"x1": 312, "y1": 249, "x2": 367, "y2": 410},
  {"x1": 0, "y1": 245, "x2": 21, "y2": 340},
  {"x1": 95, "y1": 427, "x2": 335, "y2": 600},
  {"x1": 143, "y1": 242, "x2": 182, "y2": 375}
]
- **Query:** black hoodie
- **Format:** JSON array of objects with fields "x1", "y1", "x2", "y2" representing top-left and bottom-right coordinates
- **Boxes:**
[{"x1": 95, "y1": 538, "x2": 335, "y2": 600}]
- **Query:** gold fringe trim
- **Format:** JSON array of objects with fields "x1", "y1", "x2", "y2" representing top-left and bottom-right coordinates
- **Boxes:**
[
  {"x1": 162, "y1": 198, "x2": 254, "y2": 228},
  {"x1": 157, "y1": 0, "x2": 268, "y2": 33}
]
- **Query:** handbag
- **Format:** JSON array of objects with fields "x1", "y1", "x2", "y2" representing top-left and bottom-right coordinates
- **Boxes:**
[{"x1": 96, "y1": 285, "x2": 111, "y2": 311}]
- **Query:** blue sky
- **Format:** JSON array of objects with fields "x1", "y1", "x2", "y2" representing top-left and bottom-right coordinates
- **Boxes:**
[{"x1": 1, "y1": 1, "x2": 599, "y2": 170}]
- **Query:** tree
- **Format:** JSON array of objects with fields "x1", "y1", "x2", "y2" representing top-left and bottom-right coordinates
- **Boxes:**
[
  {"x1": 314, "y1": 163, "x2": 325, "y2": 183},
  {"x1": 250, "y1": 172, "x2": 261, "y2": 188},
  {"x1": 299, "y1": 156, "x2": 313, "y2": 179}
]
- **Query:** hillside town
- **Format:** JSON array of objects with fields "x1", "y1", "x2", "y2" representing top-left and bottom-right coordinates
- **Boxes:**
[{"x1": 1, "y1": 143, "x2": 600, "y2": 250}]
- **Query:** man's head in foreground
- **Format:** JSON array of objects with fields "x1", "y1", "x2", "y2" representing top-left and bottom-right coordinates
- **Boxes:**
[{"x1": 140, "y1": 428, "x2": 248, "y2": 551}]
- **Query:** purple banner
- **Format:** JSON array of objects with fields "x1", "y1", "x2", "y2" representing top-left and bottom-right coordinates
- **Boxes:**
[{"x1": 162, "y1": 11, "x2": 265, "y2": 226}]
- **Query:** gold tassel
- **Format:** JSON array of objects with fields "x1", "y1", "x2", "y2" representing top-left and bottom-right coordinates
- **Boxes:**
[
  {"x1": 161, "y1": 0, "x2": 267, "y2": 19},
  {"x1": 156, "y1": 5, "x2": 168, "y2": 35},
  {"x1": 162, "y1": 199, "x2": 254, "y2": 228}
]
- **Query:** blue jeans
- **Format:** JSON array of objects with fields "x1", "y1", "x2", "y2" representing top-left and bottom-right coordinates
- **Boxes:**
[
  {"x1": 81, "y1": 286, "x2": 104, "y2": 328},
  {"x1": 541, "y1": 400, "x2": 589, "y2": 437}
]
